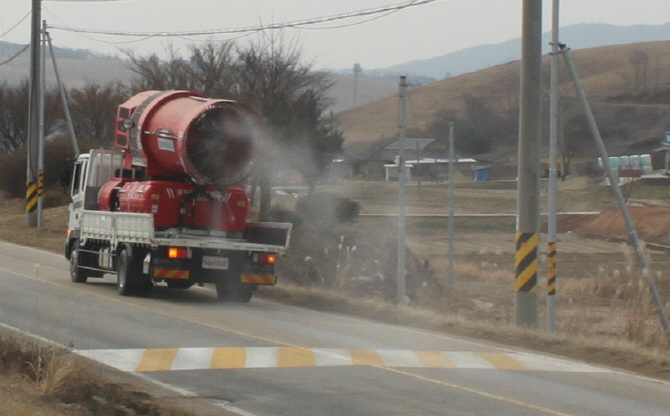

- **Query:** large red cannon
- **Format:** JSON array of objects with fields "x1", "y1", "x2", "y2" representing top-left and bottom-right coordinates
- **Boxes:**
[{"x1": 97, "y1": 90, "x2": 265, "y2": 232}]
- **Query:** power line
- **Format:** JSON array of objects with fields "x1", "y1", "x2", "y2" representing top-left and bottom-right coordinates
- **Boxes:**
[
  {"x1": 47, "y1": 0, "x2": 441, "y2": 37},
  {"x1": 0, "y1": 44, "x2": 30, "y2": 66},
  {"x1": 0, "y1": 12, "x2": 31, "y2": 38}
]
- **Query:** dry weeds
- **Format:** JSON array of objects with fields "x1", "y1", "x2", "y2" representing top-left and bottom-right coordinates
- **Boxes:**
[{"x1": 0, "y1": 335, "x2": 195, "y2": 416}]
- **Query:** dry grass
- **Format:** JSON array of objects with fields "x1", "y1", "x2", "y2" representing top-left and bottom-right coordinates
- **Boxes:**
[
  {"x1": 0, "y1": 335, "x2": 195, "y2": 416},
  {"x1": 259, "y1": 281, "x2": 670, "y2": 380}
]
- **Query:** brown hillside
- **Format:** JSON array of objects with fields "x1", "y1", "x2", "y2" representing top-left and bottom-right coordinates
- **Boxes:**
[{"x1": 338, "y1": 41, "x2": 670, "y2": 147}]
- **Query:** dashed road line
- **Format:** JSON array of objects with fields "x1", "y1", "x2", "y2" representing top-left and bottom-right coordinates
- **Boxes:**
[{"x1": 75, "y1": 347, "x2": 612, "y2": 373}]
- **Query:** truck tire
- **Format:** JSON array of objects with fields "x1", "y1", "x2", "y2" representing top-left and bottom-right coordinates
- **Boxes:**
[
  {"x1": 215, "y1": 279, "x2": 254, "y2": 303},
  {"x1": 69, "y1": 241, "x2": 87, "y2": 284},
  {"x1": 117, "y1": 248, "x2": 139, "y2": 296}
]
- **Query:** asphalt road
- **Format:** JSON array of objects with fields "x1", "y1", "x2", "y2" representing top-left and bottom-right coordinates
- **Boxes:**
[{"x1": 1, "y1": 240, "x2": 669, "y2": 416}]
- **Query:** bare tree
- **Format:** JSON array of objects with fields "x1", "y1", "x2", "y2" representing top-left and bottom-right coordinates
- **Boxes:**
[
  {"x1": 235, "y1": 36, "x2": 339, "y2": 215},
  {"x1": 68, "y1": 81, "x2": 129, "y2": 148},
  {"x1": 0, "y1": 82, "x2": 30, "y2": 153},
  {"x1": 126, "y1": 38, "x2": 343, "y2": 219},
  {"x1": 127, "y1": 44, "x2": 194, "y2": 92}
]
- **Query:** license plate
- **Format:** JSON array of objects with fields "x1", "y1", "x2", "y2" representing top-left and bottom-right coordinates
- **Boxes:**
[{"x1": 202, "y1": 256, "x2": 229, "y2": 270}]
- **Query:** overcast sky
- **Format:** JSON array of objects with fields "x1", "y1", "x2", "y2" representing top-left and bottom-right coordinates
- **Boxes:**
[{"x1": 1, "y1": 0, "x2": 669, "y2": 70}]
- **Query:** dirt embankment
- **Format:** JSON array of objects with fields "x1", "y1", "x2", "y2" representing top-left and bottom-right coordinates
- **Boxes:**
[{"x1": 561, "y1": 206, "x2": 670, "y2": 243}]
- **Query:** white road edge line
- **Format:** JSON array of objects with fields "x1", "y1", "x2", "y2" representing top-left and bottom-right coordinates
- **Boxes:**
[{"x1": 0, "y1": 322, "x2": 261, "y2": 416}]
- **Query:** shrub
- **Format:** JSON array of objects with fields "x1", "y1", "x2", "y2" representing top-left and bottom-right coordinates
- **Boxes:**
[
  {"x1": 0, "y1": 138, "x2": 75, "y2": 203},
  {"x1": 295, "y1": 193, "x2": 360, "y2": 228}
]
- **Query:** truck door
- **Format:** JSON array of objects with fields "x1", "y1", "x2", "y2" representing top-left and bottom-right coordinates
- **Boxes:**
[{"x1": 67, "y1": 156, "x2": 89, "y2": 234}]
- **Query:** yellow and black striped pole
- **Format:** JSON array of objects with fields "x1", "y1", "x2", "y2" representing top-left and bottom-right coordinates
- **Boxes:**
[
  {"x1": 26, "y1": 0, "x2": 41, "y2": 227},
  {"x1": 38, "y1": 169, "x2": 44, "y2": 197},
  {"x1": 515, "y1": 232, "x2": 538, "y2": 293},
  {"x1": 515, "y1": 0, "x2": 541, "y2": 327},
  {"x1": 26, "y1": 180, "x2": 38, "y2": 215},
  {"x1": 547, "y1": 241, "x2": 557, "y2": 331},
  {"x1": 547, "y1": 242, "x2": 556, "y2": 297}
]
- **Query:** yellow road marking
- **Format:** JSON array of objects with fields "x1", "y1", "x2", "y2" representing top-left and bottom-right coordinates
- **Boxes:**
[
  {"x1": 277, "y1": 347, "x2": 316, "y2": 368},
  {"x1": 383, "y1": 367, "x2": 578, "y2": 416},
  {"x1": 477, "y1": 352, "x2": 528, "y2": 370},
  {"x1": 350, "y1": 349, "x2": 385, "y2": 367},
  {"x1": 136, "y1": 348, "x2": 179, "y2": 372},
  {"x1": 413, "y1": 351, "x2": 456, "y2": 368},
  {"x1": 211, "y1": 347, "x2": 247, "y2": 369}
]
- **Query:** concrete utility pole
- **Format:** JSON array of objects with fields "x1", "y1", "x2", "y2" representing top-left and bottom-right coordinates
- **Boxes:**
[
  {"x1": 37, "y1": 20, "x2": 47, "y2": 228},
  {"x1": 547, "y1": 0, "x2": 560, "y2": 333},
  {"x1": 397, "y1": 75, "x2": 408, "y2": 306},
  {"x1": 515, "y1": 0, "x2": 542, "y2": 327},
  {"x1": 26, "y1": 0, "x2": 42, "y2": 227},
  {"x1": 447, "y1": 120, "x2": 455, "y2": 286},
  {"x1": 353, "y1": 63, "x2": 362, "y2": 108}
]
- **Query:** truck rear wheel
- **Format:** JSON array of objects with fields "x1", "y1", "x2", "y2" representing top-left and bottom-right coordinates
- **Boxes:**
[{"x1": 117, "y1": 249, "x2": 138, "y2": 296}]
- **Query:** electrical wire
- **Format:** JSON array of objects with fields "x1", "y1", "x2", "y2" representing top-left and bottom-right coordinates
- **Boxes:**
[
  {"x1": 47, "y1": 0, "x2": 441, "y2": 37},
  {"x1": 0, "y1": 11, "x2": 31, "y2": 38},
  {"x1": 0, "y1": 44, "x2": 30, "y2": 66}
]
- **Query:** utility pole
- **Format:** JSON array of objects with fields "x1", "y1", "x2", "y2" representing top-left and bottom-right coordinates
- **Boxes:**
[
  {"x1": 353, "y1": 63, "x2": 361, "y2": 108},
  {"x1": 397, "y1": 75, "x2": 407, "y2": 306},
  {"x1": 515, "y1": 0, "x2": 542, "y2": 327},
  {"x1": 26, "y1": 0, "x2": 42, "y2": 227},
  {"x1": 547, "y1": 0, "x2": 560, "y2": 332},
  {"x1": 447, "y1": 120, "x2": 455, "y2": 286},
  {"x1": 37, "y1": 20, "x2": 47, "y2": 228}
]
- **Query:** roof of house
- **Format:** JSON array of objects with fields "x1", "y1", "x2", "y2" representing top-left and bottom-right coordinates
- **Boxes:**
[{"x1": 382, "y1": 138, "x2": 435, "y2": 151}]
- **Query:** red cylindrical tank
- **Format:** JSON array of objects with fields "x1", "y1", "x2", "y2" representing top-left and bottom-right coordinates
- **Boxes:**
[{"x1": 115, "y1": 90, "x2": 264, "y2": 186}]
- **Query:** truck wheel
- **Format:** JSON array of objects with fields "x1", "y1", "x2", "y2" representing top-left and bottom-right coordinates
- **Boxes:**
[
  {"x1": 131, "y1": 249, "x2": 152, "y2": 298},
  {"x1": 216, "y1": 280, "x2": 254, "y2": 303},
  {"x1": 69, "y1": 242, "x2": 87, "y2": 284},
  {"x1": 135, "y1": 280, "x2": 153, "y2": 298},
  {"x1": 117, "y1": 249, "x2": 137, "y2": 296}
]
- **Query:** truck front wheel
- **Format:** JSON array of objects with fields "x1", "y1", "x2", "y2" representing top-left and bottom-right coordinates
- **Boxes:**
[{"x1": 69, "y1": 242, "x2": 87, "y2": 284}]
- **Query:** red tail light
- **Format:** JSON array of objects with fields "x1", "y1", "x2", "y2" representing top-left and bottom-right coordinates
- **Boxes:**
[
  {"x1": 168, "y1": 247, "x2": 189, "y2": 259},
  {"x1": 258, "y1": 253, "x2": 277, "y2": 264}
]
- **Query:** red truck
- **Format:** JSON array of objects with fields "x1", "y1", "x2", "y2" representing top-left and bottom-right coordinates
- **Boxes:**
[{"x1": 65, "y1": 90, "x2": 291, "y2": 302}]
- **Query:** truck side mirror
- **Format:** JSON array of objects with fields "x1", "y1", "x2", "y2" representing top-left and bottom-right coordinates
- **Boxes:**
[{"x1": 60, "y1": 160, "x2": 74, "y2": 191}]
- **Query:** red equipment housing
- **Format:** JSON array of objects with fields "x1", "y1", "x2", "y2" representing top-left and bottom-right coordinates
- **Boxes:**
[{"x1": 99, "y1": 90, "x2": 265, "y2": 232}]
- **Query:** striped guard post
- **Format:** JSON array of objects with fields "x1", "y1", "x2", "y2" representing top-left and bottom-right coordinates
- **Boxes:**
[
  {"x1": 547, "y1": 242, "x2": 556, "y2": 296},
  {"x1": 25, "y1": 181, "x2": 38, "y2": 213},
  {"x1": 38, "y1": 169, "x2": 44, "y2": 196},
  {"x1": 515, "y1": 232, "x2": 538, "y2": 293}
]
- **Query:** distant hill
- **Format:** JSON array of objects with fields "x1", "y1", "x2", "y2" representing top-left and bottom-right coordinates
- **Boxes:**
[
  {"x1": 337, "y1": 41, "x2": 670, "y2": 158},
  {"x1": 376, "y1": 22, "x2": 670, "y2": 80},
  {"x1": 0, "y1": 40, "x2": 119, "y2": 60},
  {"x1": 0, "y1": 40, "x2": 134, "y2": 87}
]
